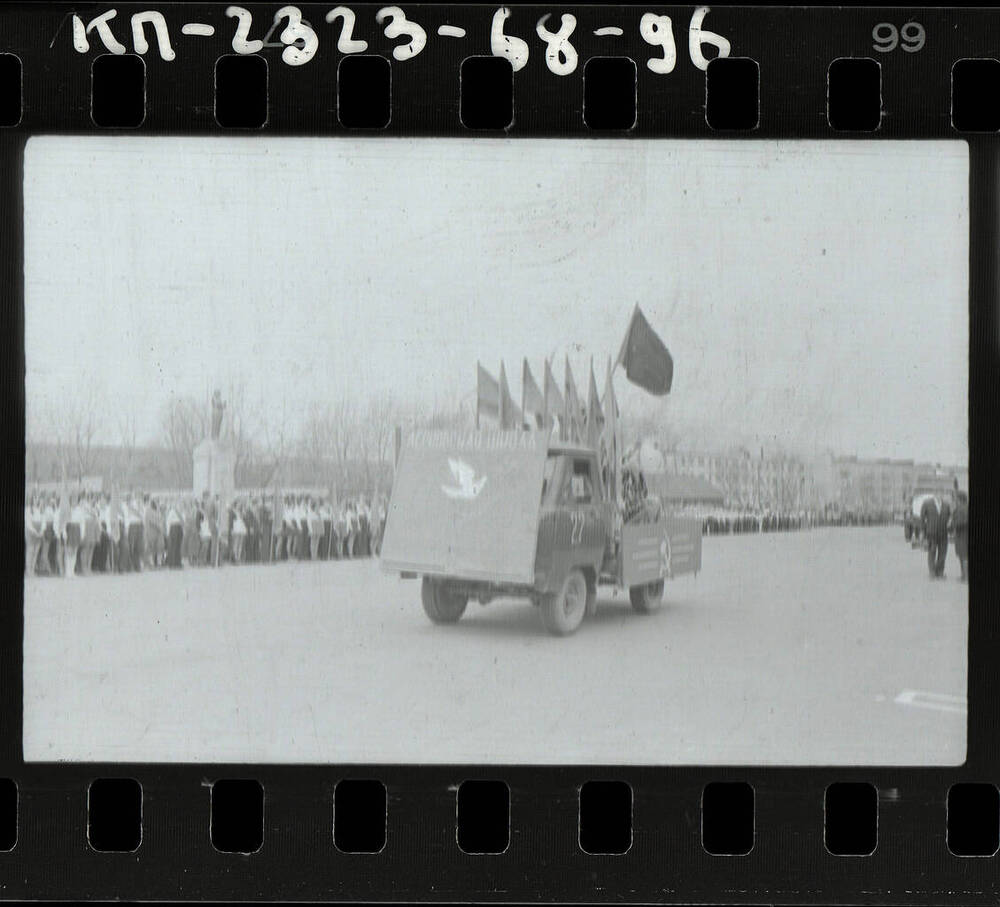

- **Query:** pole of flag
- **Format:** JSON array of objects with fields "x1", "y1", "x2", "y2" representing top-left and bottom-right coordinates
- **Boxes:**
[
  {"x1": 475, "y1": 360, "x2": 480, "y2": 430},
  {"x1": 606, "y1": 355, "x2": 620, "y2": 507},
  {"x1": 520, "y1": 358, "x2": 526, "y2": 432},
  {"x1": 542, "y1": 358, "x2": 549, "y2": 437}
]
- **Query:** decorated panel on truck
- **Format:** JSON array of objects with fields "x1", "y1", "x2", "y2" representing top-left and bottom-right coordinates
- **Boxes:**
[
  {"x1": 380, "y1": 429, "x2": 549, "y2": 585},
  {"x1": 621, "y1": 516, "x2": 702, "y2": 587}
]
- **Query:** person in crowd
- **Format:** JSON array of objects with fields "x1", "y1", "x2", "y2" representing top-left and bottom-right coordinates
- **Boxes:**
[
  {"x1": 259, "y1": 498, "x2": 272, "y2": 564},
  {"x1": 166, "y1": 498, "x2": 183, "y2": 568},
  {"x1": 298, "y1": 496, "x2": 310, "y2": 559},
  {"x1": 80, "y1": 495, "x2": 100, "y2": 575},
  {"x1": 42, "y1": 493, "x2": 58, "y2": 575},
  {"x1": 63, "y1": 492, "x2": 83, "y2": 579},
  {"x1": 128, "y1": 494, "x2": 145, "y2": 572},
  {"x1": 143, "y1": 496, "x2": 164, "y2": 569},
  {"x1": 231, "y1": 500, "x2": 246, "y2": 563},
  {"x1": 308, "y1": 497, "x2": 323, "y2": 560},
  {"x1": 319, "y1": 497, "x2": 332, "y2": 559},
  {"x1": 25, "y1": 494, "x2": 44, "y2": 575},
  {"x1": 244, "y1": 499, "x2": 259, "y2": 563},
  {"x1": 953, "y1": 489, "x2": 968, "y2": 583},
  {"x1": 344, "y1": 502, "x2": 358, "y2": 558}
]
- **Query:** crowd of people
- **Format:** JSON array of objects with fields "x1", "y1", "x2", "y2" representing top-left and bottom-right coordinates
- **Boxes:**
[
  {"x1": 658, "y1": 504, "x2": 902, "y2": 536},
  {"x1": 24, "y1": 488, "x2": 388, "y2": 577}
]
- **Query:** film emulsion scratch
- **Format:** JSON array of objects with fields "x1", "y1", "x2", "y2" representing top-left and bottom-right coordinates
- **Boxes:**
[{"x1": 0, "y1": 3, "x2": 997, "y2": 904}]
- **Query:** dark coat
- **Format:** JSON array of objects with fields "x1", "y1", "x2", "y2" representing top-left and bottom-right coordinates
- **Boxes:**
[{"x1": 920, "y1": 497, "x2": 948, "y2": 539}]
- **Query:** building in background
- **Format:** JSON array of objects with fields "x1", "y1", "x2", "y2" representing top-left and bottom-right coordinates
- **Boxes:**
[{"x1": 660, "y1": 445, "x2": 967, "y2": 515}]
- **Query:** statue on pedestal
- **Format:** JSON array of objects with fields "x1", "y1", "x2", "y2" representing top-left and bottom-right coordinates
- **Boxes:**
[
  {"x1": 210, "y1": 389, "x2": 226, "y2": 441},
  {"x1": 193, "y1": 389, "x2": 236, "y2": 500}
]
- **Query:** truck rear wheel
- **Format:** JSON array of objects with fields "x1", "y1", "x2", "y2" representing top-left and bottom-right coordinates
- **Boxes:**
[
  {"x1": 421, "y1": 577, "x2": 467, "y2": 624},
  {"x1": 541, "y1": 569, "x2": 588, "y2": 636},
  {"x1": 629, "y1": 580, "x2": 665, "y2": 614},
  {"x1": 904, "y1": 523, "x2": 913, "y2": 542}
]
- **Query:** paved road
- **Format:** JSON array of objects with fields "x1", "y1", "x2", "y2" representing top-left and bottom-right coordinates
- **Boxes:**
[{"x1": 23, "y1": 526, "x2": 967, "y2": 765}]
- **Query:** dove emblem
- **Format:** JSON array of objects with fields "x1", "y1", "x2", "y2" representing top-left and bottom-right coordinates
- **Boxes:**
[{"x1": 441, "y1": 458, "x2": 487, "y2": 500}]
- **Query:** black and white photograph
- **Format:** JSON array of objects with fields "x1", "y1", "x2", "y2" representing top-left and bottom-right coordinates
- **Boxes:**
[{"x1": 22, "y1": 136, "x2": 968, "y2": 766}]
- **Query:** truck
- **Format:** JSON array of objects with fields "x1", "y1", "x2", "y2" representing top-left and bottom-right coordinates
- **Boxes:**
[{"x1": 379, "y1": 428, "x2": 702, "y2": 636}]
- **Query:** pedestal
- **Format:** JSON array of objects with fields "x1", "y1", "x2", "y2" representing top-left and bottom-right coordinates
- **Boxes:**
[{"x1": 192, "y1": 439, "x2": 236, "y2": 499}]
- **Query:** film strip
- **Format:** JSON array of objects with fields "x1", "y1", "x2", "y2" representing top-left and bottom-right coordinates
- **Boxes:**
[{"x1": 1, "y1": 3, "x2": 998, "y2": 903}]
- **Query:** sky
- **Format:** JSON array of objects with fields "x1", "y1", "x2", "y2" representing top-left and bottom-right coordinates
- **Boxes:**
[{"x1": 24, "y1": 136, "x2": 968, "y2": 465}]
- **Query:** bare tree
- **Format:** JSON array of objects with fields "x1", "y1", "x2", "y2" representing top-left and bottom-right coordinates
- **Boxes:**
[
  {"x1": 360, "y1": 395, "x2": 397, "y2": 494},
  {"x1": 160, "y1": 395, "x2": 206, "y2": 487},
  {"x1": 115, "y1": 408, "x2": 139, "y2": 488},
  {"x1": 254, "y1": 393, "x2": 295, "y2": 490}
]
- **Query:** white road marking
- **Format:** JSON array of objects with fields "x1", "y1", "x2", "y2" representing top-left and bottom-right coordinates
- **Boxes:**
[
  {"x1": 894, "y1": 689, "x2": 967, "y2": 714},
  {"x1": 182, "y1": 23, "x2": 215, "y2": 36},
  {"x1": 593, "y1": 26, "x2": 624, "y2": 36},
  {"x1": 437, "y1": 25, "x2": 466, "y2": 38}
]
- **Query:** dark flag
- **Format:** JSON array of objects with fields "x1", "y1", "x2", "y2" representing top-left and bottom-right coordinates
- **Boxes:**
[
  {"x1": 477, "y1": 362, "x2": 500, "y2": 428},
  {"x1": 615, "y1": 305, "x2": 673, "y2": 395},
  {"x1": 586, "y1": 359, "x2": 604, "y2": 448},
  {"x1": 522, "y1": 359, "x2": 545, "y2": 429}
]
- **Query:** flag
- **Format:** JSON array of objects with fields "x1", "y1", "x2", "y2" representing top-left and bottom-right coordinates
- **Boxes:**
[
  {"x1": 564, "y1": 357, "x2": 583, "y2": 443},
  {"x1": 521, "y1": 359, "x2": 545, "y2": 429},
  {"x1": 601, "y1": 360, "x2": 620, "y2": 504},
  {"x1": 498, "y1": 361, "x2": 522, "y2": 430},
  {"x1": 615, "y1": 305, "x2": 673, "y2": 395},
  {"x1": 544, "y1": 359, "x2": 564, "y2": 433},
  {"x1": 477, "y1": 362, "x2": 500, "y2": 427},
  {"x1": 586, "y1": 359, "x2": 604, "y2": 448}
]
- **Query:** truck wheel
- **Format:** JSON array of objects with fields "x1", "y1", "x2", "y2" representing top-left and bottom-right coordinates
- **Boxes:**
[
  {"x1": 541, "y1": 569, "x2": 588, "y2": 636},
  {"x1": 904, "y1": 523, "x2": 913, "y2": 542},
  {"x1": 629, "y1": 580, "x2": 665, "y2": 614},
  {"x1": 421, "y1": 577, "x2": 467, "y2": 624}
]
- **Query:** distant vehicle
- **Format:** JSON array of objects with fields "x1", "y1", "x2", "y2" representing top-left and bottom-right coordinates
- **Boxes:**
[
  {"x1": 380, "y1": 430, "x2": 702, "y2": 636},
  {"x1": 904, "y1": 473, "x2": 957, "y2": 543}
]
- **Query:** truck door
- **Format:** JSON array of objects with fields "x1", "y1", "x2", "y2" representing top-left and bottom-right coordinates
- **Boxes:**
[{"x1": 557, "y1": 456, "x2": 605, "y2": 566}]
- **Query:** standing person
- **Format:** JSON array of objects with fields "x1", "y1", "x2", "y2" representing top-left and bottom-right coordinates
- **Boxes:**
[
  {"x1": 298, "y1": 496, "x2": 310, "y2": 559},
  {"x1": 231, "y1": 501, "x2": 247, "y2": 564},
  {"x1": 25, "y1": 494, "x2": 43, "y2": 576},
  {"x1": 101, "y1": 492, "x2": 117, "y2": 573},
  {"x1": 319, "y1": 497, "x2": 333, "y2": 560},
  {"x1": 953, "y1": 490, "x2": 968, "y2": 582},
  {"x1": 144, "y1": 496, "x2": 163, "y2": 569},
  {"x1": 42, "y1": 494, "x2": 58, "y2": 575},
  {"x1": 79, "y1": 495, "x2": 99, "y2": 576},
  {"x1": 128, "y1": 495, "x2": 145, "y2": 572},
  {"x1": 260, "y1": 496, "x2": 273, "y2": 564},
  {"x1": 245, "y1": 498, "x2": 259, "y2": 564},
  {"x1": 64, "y1": 492, "x2": 83, "y2": 579},
  {"x1": 344, "y1": 503, "x2": 357, "y2": 559},
  {"x1": 166, "y1": 498, "x2": 184, "y2": 568},
  {"x1": 306, "y1": 498, "x2": 321, "y2": 561},
  {"x1": 198, "y1": 500, "x2": 212, "y2": 565},
  {"x1": 117, "y1": 496, "x2": 132, "y2": 573}
]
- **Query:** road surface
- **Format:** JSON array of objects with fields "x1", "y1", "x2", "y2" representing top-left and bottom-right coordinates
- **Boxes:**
[{"x1": 23, "y1": 526, "x2": 967, "y2": 765}]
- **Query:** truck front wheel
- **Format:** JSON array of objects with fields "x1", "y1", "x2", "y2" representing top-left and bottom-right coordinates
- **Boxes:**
[
  {"x1": 421, "y1": 577, "x2": 467, "y2": 624},
  {"x1": 630, "y1": 580, "x2": 665, "y2": 614},
  {"x1": 541, "y1": 569, "x2": 588, "y2": 636}
]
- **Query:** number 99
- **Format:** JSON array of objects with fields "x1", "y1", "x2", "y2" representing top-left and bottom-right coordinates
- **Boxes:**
[{"x1": 872, "y1": 21, "x2": 925, "y2": 53}]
